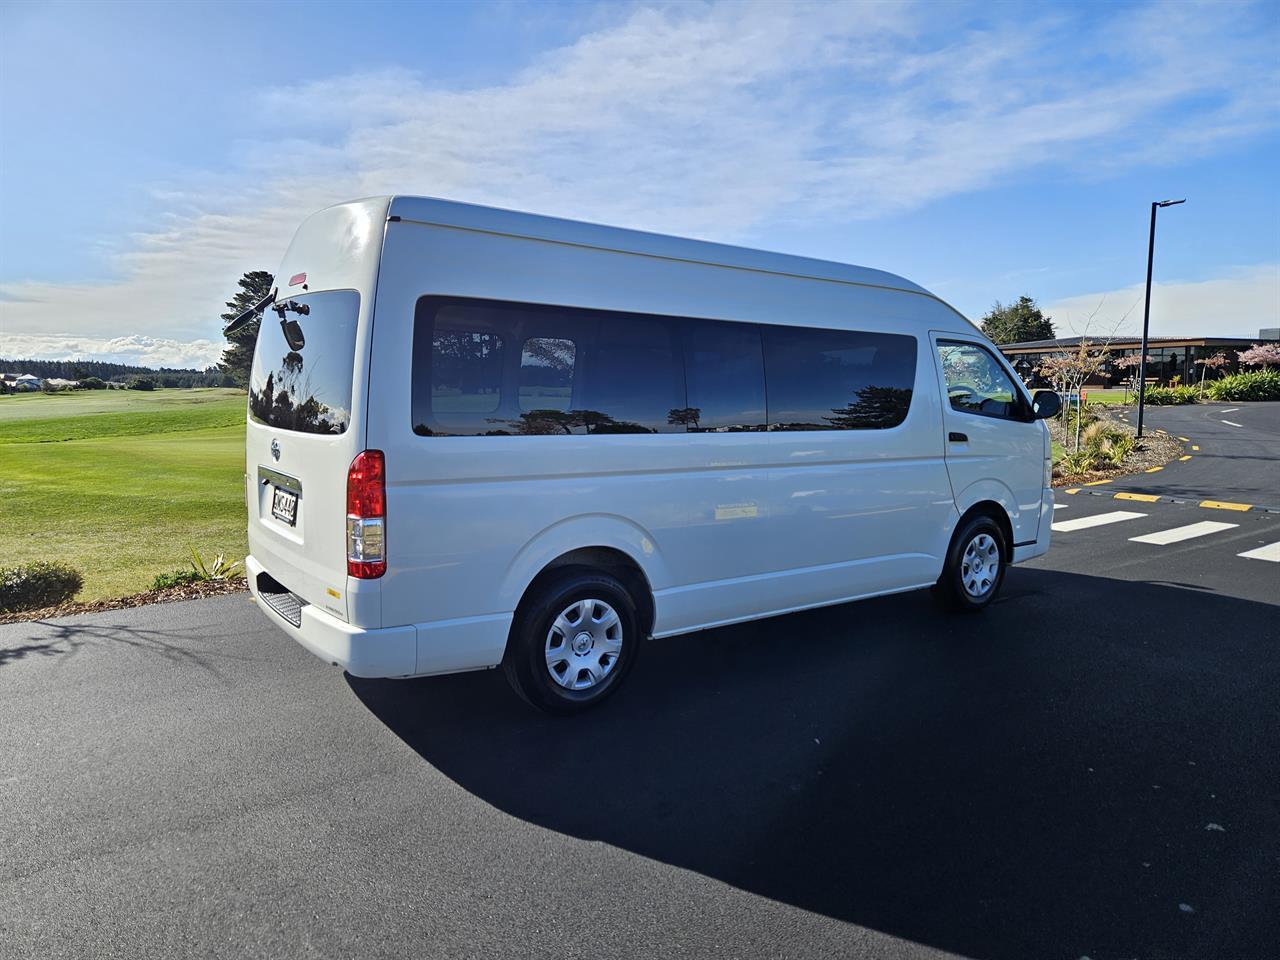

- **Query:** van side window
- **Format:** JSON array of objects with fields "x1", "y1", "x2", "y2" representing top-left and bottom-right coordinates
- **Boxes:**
[
  {"x1": 937, "y1": 341, "x2": 1026, "y2": 420},
  {"x1": 413, "y1": 298, "x2": 684, "y2": 436},
  {"x1": 429, "y1": 329, "x2": 505, "y2": 425},
  {"x1": 681, "y1": 320, "x2": 766, "y2": 432},
  {"x1": 520, "y1": 338, "x2": 576, "y2": 413},
  {"x1": 762, "y1": 327, "x2": 916, "y2": 430}
]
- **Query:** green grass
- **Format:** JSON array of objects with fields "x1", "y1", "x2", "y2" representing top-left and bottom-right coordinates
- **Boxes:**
[{"x1": 0, "y1": 388, "x2": 248, "y2": 601}]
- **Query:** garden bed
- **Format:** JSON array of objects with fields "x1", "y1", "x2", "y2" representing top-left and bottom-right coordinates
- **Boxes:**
[
  {"x1": 1049, "y1": 408, "x2": 1183, "y2": 487},
  {"x1": 0, "y1": 577, "x2": 247, "y2": 625}
]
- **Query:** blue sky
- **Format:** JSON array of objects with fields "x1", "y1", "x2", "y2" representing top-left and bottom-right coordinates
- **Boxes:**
[{"x1": 1, "y1": 0, "x2": 1277, "y2": 368}]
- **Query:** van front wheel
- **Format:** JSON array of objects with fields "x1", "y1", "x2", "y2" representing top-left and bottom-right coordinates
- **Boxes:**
[
  {"x1": 503, "y1": 570, "x2": 640, "y2": 714},
  {"x1": 937, "y1": 515, "x2": 1007, "y2": 612}
]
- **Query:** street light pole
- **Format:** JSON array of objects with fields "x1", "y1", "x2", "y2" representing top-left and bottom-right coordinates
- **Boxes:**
[{"x1": 1136, "y1": 198, "x2": 1185, "y2": 438}]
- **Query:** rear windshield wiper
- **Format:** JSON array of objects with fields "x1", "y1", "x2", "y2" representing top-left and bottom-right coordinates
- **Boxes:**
[{"x1": 220, "y1": 280, "x2": 309, "y2": 351}]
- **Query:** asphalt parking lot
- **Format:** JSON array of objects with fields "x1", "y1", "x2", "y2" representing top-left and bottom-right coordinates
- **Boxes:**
[{"x1": 2, "y1": 405, "x2": 1278, "y2": 960}]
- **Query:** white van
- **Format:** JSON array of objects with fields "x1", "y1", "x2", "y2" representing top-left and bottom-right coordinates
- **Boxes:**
[{"x1": 240, "y1": 196, "x2": 1060, "y2": 713}]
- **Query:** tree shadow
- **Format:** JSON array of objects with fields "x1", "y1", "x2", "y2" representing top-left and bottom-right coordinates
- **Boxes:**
[
  {"x1": 347, "y1": 569, "x2": 1280, "y2": 958},
  {"x1": 0, "y1": 607, "x2": 255, "y2": 678}
]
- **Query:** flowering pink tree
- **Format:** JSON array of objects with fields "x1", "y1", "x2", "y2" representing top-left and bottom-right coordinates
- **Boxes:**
[
  {"x1": 1038, "y1": 340, "x2": 1112, "y2": 450},
  {"x1": 1195, "y1": 352, "x2": 1230, "y2": 396},
  {"x1": 1239, "y1": 343, "x2": 1280, "y2": 369},
  {"x1": 1112, "y1": 353, "x2": 1155, "y2": 399}
]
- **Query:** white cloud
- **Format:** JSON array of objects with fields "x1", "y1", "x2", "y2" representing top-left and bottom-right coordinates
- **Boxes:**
[
  {"x1": 1, "y1": 0, "x2": 1277, "y2": 355},
  {"x1": 1043, "y1": 263, "x2": 1280, "y2": 339},
  {"x1": 0, "y1": 334, "x2": 224, "y2": 369}
]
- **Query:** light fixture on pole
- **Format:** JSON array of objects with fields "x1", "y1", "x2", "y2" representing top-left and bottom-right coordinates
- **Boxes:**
[{"x1": 1136, "y1": 198, "x2": 1185, "y2": 438}]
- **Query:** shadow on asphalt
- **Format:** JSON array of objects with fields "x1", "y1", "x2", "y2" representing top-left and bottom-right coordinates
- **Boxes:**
[{"x1": 348, "y1": 568, "x2": 1280, "y2": 959}]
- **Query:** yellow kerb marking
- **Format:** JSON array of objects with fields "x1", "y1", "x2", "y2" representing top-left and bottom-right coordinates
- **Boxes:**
[
  {"x1": 1199, "y1": 500, "x2": 1252, "y2": 512},
  {"x1": 1115, "y1": 492, "x2": 1160, "y2": 502},
  {"x1": 1145, "y1": 466, "x2": 1164, "y2": 473},
  {"x1": 1084, "y1": 479, "x2": 1112, "y2": 486},
  {"x1": 1179, "y1": 455, "x2": 1192, "y2": 461},
  {"x1": 1191, "y1": 445, "x2": 1200, "y2": 451},
  {"x1": 1064, "y1": 488, "x2": 1081, "y2": 494},
  {"x1": 1177, "y1": 436, "x2": 1190, "y2": 442}
]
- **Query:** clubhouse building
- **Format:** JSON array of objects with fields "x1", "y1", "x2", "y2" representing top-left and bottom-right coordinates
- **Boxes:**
[{"x1": 998, "y1": 334, "x2": 1277, "y2": 388}]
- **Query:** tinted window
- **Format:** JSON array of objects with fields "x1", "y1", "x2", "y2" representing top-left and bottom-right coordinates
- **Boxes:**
[
  {"x1": 681, "y1": 320, "x2": 766, "y2": 432},
  {"x1": 938, "y1": 341, "x2": 1026, "y2": 419},
  {"x1": 762, "y1": 326, "x2": 916, "y2": 430},
  {"x1": 248, "y1": 290, "x2": 359, "y2": 435},
  {"x1": 520, "y1": 338, "x2": 575, "y2": 412},
  {"x1": 412, "y1": 298, "x2": 684, "y2": 436}
]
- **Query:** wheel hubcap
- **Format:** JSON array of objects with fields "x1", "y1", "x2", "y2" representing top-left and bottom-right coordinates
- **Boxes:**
[
  {"x1": 961, "y1": 533, "x2": 1000, "y2": 598},
  {"x1": 545, "y1": 598, "x2": 623, "y2": 690}
]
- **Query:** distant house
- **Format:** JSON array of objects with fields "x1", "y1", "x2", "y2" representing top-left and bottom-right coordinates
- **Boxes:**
[{"x1": 12, "y1": 374, "x2": 42, "y2": 391}]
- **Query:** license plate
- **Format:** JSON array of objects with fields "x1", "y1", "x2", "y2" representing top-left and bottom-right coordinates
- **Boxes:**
[{"x1": 271, "y1": 487, "x2": 298, "y2": 526}]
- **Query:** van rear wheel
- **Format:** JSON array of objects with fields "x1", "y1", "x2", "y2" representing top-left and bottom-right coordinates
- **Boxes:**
[
  {"x1": 937, "y1": 515, "x2": 1007, "y2": 612},
  {"x1": 503, "y1": 569, "x2": 640, "y2": 714}
]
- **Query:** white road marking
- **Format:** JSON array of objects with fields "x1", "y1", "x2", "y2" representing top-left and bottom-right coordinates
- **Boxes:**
[
  {"x1": 1053, "y1": 503, "x2": 1068, "y2": 510},
  {"x1": 1220, "y1": 408, "x2": 1239, "y2": 413},
  {"x1": 1237, "y1": 542, "x2": 1280, "y2": 563},
  {"x1": 1221, "y1": 420, "x2": 1243, "y2": 427},
  {"x1": 1129, "y1": 521, "x2": 1238, "y2": 545},
  {"x1": 1052, "y1": 511, "x2": 1146, "y2": 532}
]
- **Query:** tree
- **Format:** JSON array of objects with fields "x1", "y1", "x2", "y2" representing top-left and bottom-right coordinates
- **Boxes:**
[
  {"x1": 980, "y1": 296, "x2": 1056, "y2": 345},
  {"x1": 1239, "y1": 343, "x2": 1280, "y2": 369},
  {"x1": 218, "y1": 270, "x2": 274, "y2": 387},
  {"x1": 1037, "y1": 340, "x2": 1112, "y2": 451}
]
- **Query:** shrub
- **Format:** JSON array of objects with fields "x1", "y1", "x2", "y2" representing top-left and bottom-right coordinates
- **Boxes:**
[
  {"x1": 0, "y1": 561, "x2": 84, "y2": 613},
  {"x1": 1142, "y1": 385, "x2": 1198, "y2": 405},
  {"x1": 1059, "y1": 449, "x2": 1100, "y2": 474},
  {"x1": 151, "y1": 569, "x2": 201, "y2": 590},
  {"x1": 78, "y1": 376, "x2": 107, "y2": 390},
  {"x1": 1207, "y1": 370, "x2": 1280, "y2": 402},
  {"x1": 128, "y1": 377, "x2": 156, "y2": 391},
  {"x1": 189, "y1": 549, "x2": 243, "y2": 581},
  {"x1": 1104, "y1": 435, "x2": 1135, "y2": 466}
]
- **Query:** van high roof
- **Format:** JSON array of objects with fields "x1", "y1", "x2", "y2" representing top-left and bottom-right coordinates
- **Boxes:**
[{"x1": 383, "y1": 195, "x2": 930, "y2": 298}]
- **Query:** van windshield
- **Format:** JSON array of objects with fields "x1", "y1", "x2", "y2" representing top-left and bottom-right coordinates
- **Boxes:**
[{"x1": 248, "y1": 290, "x2": 360, "y2": 435}]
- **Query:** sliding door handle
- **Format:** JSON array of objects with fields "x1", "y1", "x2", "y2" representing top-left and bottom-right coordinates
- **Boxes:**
[{"x1": 949, "y1": 432, "x2": 969, "y2": 443}]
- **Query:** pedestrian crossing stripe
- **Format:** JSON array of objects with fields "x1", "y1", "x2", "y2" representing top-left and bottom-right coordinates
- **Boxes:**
[
  {"x1": 1129, "y1": 521, "x2": 1238, "y2": 545},
  {"x1": 1052, "y1": 511, "x2": 1146, "y2": 532},
  {"x1": 1238, "y1": 542, "x2": 1280, "y2": 562}
]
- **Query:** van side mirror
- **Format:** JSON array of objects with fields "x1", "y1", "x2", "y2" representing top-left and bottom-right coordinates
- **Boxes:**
[{"x1": 1031, "y1": 391, "x2": 1061, "y2": 420}]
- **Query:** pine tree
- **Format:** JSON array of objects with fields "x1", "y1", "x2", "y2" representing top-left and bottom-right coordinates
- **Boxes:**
[
  {"x1": 218, "y1": 271, "x2": 274, "y2": 387},
  {"x1": 979, "y1": 296, "x2": 1055, "y2": 345}
]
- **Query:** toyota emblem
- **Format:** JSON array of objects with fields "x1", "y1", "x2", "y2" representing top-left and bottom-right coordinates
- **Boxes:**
[{"x1": 270, "y1": 439, "x2": 281, "y2": 461}]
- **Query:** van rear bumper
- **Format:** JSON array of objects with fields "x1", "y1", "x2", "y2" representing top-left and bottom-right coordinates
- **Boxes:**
[{"x1": 246, "y1": 555, "x2": 417, "y2": 677}]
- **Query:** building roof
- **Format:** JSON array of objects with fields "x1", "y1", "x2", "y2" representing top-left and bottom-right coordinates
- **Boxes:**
[{"x1": 999, "y1": 335, "x2": 1266, "y2": 352}]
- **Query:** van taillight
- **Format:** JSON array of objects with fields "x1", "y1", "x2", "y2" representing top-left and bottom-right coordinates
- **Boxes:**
[{"x1": 346, "y1": 450, "x2": 386, "y2": 578}]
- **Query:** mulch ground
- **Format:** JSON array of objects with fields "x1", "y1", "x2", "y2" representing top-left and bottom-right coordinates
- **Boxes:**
[
  {"x1": 1050, "y1": 409, "x2": 1185, "y2": 488},
  {"x1": 0, "y1": 578, "x2": 248, "y2": 625}
]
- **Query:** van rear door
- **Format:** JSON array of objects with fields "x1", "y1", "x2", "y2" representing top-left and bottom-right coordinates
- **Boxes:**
[{"x1": 246, "y1": 289, "x2": 366, "y2": 623}]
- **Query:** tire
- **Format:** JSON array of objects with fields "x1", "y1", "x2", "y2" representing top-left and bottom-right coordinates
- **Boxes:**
[
  {"x1": 502, "y1": 569, "x2": 641, "y2": 714},
  {"x1": 936, "y1": 514, "x2": 1008, "y2": 613}
]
